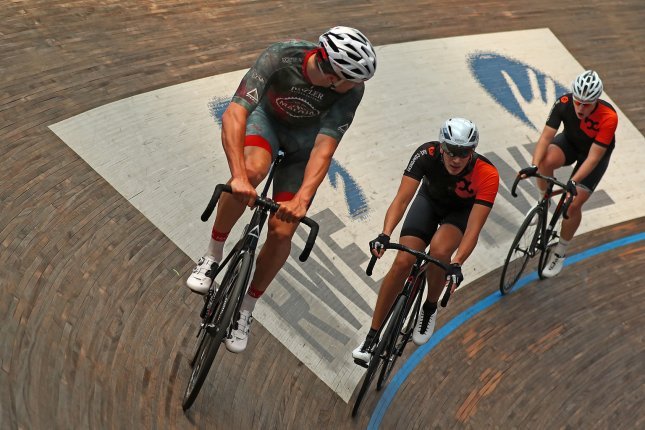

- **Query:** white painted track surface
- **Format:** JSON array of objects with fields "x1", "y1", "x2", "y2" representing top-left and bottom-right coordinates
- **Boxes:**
[{"x1": 50, "y1": 29, "x2": 645, "y2": 400}]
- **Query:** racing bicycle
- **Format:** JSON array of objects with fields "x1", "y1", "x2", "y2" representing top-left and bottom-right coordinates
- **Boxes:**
[
  {"x1": 182, "y1": 153, "x2": 319, "y2": 410},
  {"x1": 499, "y1": 171, "x2": 574, "y2": 294}
]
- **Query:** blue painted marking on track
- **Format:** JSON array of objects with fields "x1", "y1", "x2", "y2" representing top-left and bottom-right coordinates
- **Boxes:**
[
  {"x1": 367, "y1": 232, "x2": 645, "y2": 429},
  {"x1": 468, "y1": 52, "x2": 568, "y2": 131},
  {"x1": 328, "y1": 159, "x2": 369, "y2": 220}
]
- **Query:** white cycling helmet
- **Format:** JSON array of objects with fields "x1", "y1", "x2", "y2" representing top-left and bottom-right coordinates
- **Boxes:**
[
  {"x1": 571, "y1": 70, "x2": 603, "y2": 103},
  {"x1": 319, "y1": 26, "x2": 377, "y2": 83},
  {"x1": 439, "y1": 118, "x2": 479, "y2": 153}
]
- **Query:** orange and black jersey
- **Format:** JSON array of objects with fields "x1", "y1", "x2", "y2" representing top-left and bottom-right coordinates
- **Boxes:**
[
  {"x1": 403, "y1": 142, "x2": 499, "y2": 210},
  {"x1": 546, "y1": 93, "x2": 618, "y2": 153}
]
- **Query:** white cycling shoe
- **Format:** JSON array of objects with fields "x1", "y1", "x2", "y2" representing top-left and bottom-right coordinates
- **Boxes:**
[
  {"x1": 412, "y1": 307, "x2": 437, "y2": 346},
  {"x1": 352, "y1": 339, "x2": 373, "y2": 368},
  {"x1": 225, "y1": 310, "x2": 253, "y2": 353},
  {"x1": 542, "y1": 252, "x2": 565, "y2": 278},
  {"x1": 186, "y1": 256, "x2": 218, "y2": 294}
]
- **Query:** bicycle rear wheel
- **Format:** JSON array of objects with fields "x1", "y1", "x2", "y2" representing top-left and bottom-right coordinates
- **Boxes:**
[
  {"x1": 500, "y1": 205, "x2": 544, "y2": 294},
  {"x1": 182, "y1": 252, "x2": 252, "y2": 411},
  {"x1": 352, "y1": 296, "x2": 406, "y2": 417},
  {"x1": 377, "y1": 279, "x2": 424, "y2": 390}
]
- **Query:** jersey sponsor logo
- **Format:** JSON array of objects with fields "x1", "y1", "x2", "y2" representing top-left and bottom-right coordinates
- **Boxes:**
[
  {"x1": 275, "y1": 96, "x2": 320, "y2": 118},
  {"x1": 560, "y1": 95, "x2": 569, "y2": 104},
  {"x1": 290, "y1": 86, "x2": 324, "y2": 100},
  {"x1": 281, "y1": 56, "x2": 300, "y2": 64},
  {"x1": 427, "y1": 145, "x2": 436, "y2": 156},
  {"x1": 468, "y1": 52, "x2": 568, "y2": 131},
  {"x1": 337, "y1": 123, "x2": 349, "y2": 134},
  {"x1": 246, "y1": 88, "x2": 259, "y2": 103},
  {"x1": 251, "y1": 70, "x2": 266, "y2": 84},
  {"x1": 584, "y1": 117, "x2": 601, "y2": 132},
  {"x1": 455, "y1": 177, "x2": 475, "y2": 198},
  {"x1": 406, "y1": 149, "x2": 426, "y2": 172}
]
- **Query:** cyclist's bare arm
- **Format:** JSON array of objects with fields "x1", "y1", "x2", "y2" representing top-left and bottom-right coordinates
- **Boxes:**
[
  {"x1": 530, "y1": 125, "x2": 558, "y2": 168},
  {"x1": 381, "y1": 176, "x2": 419, "y2": 237},
  {"x1": 452, "y1": 203, "x2": 492, "y2": 266},
  {"x1": 570, "y1": 143, "x2": 608, "y2": 184},
  {"x1": 276, "y1": 134, "x2": 338, "y2": 223},
  {"x1": 221, "y1": 102, "x2": 255, "y2": 205}
]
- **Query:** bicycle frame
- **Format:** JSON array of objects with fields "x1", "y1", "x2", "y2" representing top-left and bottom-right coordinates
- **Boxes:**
[
  {"x1": 197, "y1": 152, "x2": 319, "y2": 334},
  {"x1": 365, "y1": 243, "x2": 451, "y2": 346},
  {"x1": 512, "y1": 172, "x2": 574, "y2": 255},
  {"x1": 183, "y1": 152, "x2": 321, "y2": 410}
]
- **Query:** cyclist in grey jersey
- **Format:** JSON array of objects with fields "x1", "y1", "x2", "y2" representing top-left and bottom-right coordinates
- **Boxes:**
[
  {"x1": 187, "y1": 26, "x2": 377, "y2": 354},
  {"x1": 233, "y1": 40, "x2": 364, "y2": 132}
]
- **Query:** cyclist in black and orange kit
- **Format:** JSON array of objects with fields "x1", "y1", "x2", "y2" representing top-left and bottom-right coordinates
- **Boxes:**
[
  {"x1": 519, "y1": 70, "x2": 618, "y2": 277},
  {"x1": 186, "y1": 26, "x2": 377, "y2": 353},
  {"x1": 353, "y1": 118, "x2": 500, "y2": 365}
]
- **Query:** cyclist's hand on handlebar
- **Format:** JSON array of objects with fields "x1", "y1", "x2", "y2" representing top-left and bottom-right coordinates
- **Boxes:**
[
  {"x1": 518, "y1": 165, "x2": 538, "y2": 179},
  {"x1": 445, "y1": 263, "x2": 464, "y2": 293},
  {"x1": 369, "y1": 233, "x2": 390, "y2": 258},
  {"x1": 230, "y1": 177, "x2": 257, "y2": 207},
  {"x1": 275, "y1": 198, "x2": 307, "y2": 223},
  {"x1": 565, "y1": 179, "x2": 578, "y2": 199}
]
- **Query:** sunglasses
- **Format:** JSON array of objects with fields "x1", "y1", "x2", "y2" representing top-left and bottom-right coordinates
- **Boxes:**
[
  {"x1": 441, "y1": 142, "x2": 473, "y2": 159},
  {"x1": 573, "y1": 99, "x2": 595, "y2": 107}
]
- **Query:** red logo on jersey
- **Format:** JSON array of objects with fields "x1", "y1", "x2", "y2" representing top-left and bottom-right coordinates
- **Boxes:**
[
  {"x1": 428, "y1": 146, "x2": 436, "y2": 156},
  {"x1": 560, "y1": 96, "x2": 569, "y2": 104}
]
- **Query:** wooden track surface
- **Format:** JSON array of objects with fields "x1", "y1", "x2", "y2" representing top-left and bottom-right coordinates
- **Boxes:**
[{"x1": 2, "y1": 1, "x2": 644, "y2": 429}]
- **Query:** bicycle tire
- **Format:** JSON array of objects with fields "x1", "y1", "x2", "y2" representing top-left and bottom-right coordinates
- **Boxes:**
[
  {"x1": 352, "y1": 296, "x2": 406, "y2": 417},
  {"x1": 189, "y1": 256, "x2": 240, "y2": 368},
  {"x1": 182, "y1": 252, "x2": 252, "y2": 411},
  {"x1": 500, "y1": 205, "x2": 544, "y2": 294},
  {"x1": 377, "y1": 279, "x2": 424, "y2": 390},
  {"x1": 537, "y1": 231, "x2": 557, "y2": 279}
]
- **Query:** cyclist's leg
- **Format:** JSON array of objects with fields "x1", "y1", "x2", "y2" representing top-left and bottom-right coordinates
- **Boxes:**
[
  {"x1": 412, "y1": 217, "x2": 463, "y2": 345},
  {"x1": 536, "y1": 134, "x2": 572, "y2": 197},
  {"x1": 370, "y1": 188, "x2": 440, "y2": 331},
  {"x1": 226, "y1": 127, "x2": 316, "y2": 351},
  {"x1": 187, "y1": 108, "x2": 278, "y2": 293},
  {"x1": 212, "y1": 107, "x2": 280, "y2": 243},
  {"x1": 425, "y1": 223, "x2": 463, "y2": 302},
  {"x1": 561, "y1": 149, "x2": 610, "y2": 242},
  {"x1": 243, "y1": 127, "x2": 318, "y2": 301},
  {"x1": 544, "y1": 149, "x2": 611, "y2": 277},
  {"x1": 370, "y1": 236, "x2": 425, "y2": 330}
]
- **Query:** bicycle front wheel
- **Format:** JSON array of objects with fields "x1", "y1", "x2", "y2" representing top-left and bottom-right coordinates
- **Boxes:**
[
  {"x1": 500, "y1": 205, "x2": 544, "y2": 294},
  {"x1": 182, "y1": 252, "x2": 252, "y2": 411},
  {"x1": 377, "y1": 279, "x2": 424, "y2": 390},
  {"x1": 352, "y1": 296, "x2": 406, "y2": 417}
]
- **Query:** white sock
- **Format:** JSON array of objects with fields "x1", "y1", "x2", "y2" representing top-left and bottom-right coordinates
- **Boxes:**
[
  {"x1": 240, "y1": 294, "x2": 259, "y2": 314},
  {"x1": 207, "y1": 238, "x2": 225, "y2": 263},
  {"x1": 554, "y1": 238, "x2": 569, "y2": 256}
]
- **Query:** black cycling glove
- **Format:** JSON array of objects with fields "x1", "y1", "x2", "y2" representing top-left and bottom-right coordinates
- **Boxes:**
[
  {"x1": 519, "y1": 165, "x2": 538, "y2": 177},
  {"x1": 565, "y1": 179, "x2": 578, "y2": 197},
  {"x1": 446, "y1": 263, "x2": 464, "y2": 287},
  {"x1": 369, "y1": 233, "x2": 390, "y2": 254}
]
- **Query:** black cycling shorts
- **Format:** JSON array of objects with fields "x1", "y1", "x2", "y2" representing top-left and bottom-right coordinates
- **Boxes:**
[
  {"x1": 552, "y1": 133, "x2": 612, "y2": 193},
  {"x1": 400, "y1": 187, "x2": 470, "y2": 244}
]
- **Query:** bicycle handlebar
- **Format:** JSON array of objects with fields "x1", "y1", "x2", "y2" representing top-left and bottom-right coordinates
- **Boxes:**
[
  {"x1": 200, "y1": 184, "x2": 319, "y2": 262},
  {"x1": 511, "y1": 172, "x2": 574, "y2": 220},
  {"x1": 366, "y1": 242, "x2": 454, "y2": 307}
]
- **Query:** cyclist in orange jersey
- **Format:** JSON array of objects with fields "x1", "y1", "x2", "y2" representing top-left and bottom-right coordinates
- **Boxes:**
[
  {"x1": 353, "y1": 118, "x2": 500, "y2": 366},
  {"x1": 519, "y1": 70, "x2": 618, "y2": 277}
]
